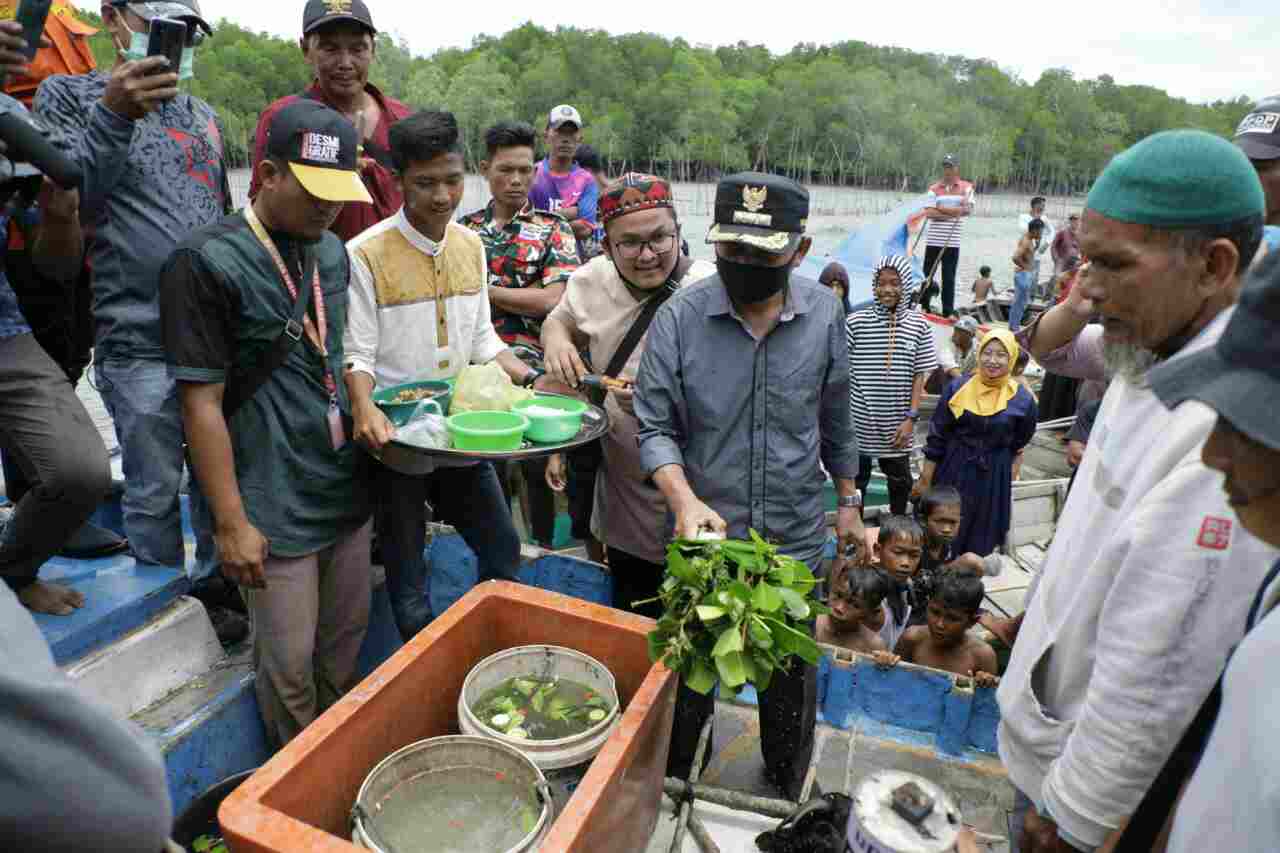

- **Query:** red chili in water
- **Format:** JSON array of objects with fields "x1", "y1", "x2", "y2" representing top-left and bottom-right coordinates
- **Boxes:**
[{"x1": 495, "y1": 772, "x2": 506, "y2": 781}]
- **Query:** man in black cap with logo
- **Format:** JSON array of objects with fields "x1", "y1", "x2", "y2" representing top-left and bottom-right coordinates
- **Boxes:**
[
  {"x1": 1235, "y1": 95, "x2": 1280, "y2": 253},
  {"x1": 635, "y1": 172, "x2": 864, "y2": 798},
  {"x1": 251, "y1": 0, "x2": 411, "y2": 243},
  {"x1": 160, "y1": 100, "x2": 375, "y2": 747}
]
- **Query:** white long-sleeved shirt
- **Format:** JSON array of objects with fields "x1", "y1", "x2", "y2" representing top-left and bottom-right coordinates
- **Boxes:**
[
  {"x1": 344, "y1": 210, "x2": 507, "y2": 389},
  {"x1": 997, "y1": 308, "x2": 1277, "y2": 849}
]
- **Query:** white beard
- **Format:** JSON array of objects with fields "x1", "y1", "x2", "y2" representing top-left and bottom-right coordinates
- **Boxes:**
[{"x1": 1102, "y1": 339, "x2": 1159, "y2": 386}]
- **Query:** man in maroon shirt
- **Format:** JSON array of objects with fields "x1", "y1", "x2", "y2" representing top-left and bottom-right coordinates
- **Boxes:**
[{"x1": 249, "y1": 0, "x2": 410, "y2": 242}]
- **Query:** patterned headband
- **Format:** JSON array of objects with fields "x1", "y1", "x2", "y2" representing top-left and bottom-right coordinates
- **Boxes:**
[{"x1": 599, "y1": 173, "x2": 675, "y2": 225}]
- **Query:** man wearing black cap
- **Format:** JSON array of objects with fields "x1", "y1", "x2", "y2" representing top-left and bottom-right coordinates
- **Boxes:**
[
  {"x1": 635, "y1": 171, "x2": 863, "y2": 799},
  {"x1": 1234, "y1": 95, "x2": 1280, "y2": 253},
  {"x1": 160, "y1": 100, "x2": 375, "y2": 747},
  {"x1": 1147, "y1": 251, "x2": 1280, "y2": 852},
  {"x1": 251, "y1": 0, "x2": 411, "y2": 244},
  {"x1": 34, "y1": 0, "x2": 240, "y2": 633}
]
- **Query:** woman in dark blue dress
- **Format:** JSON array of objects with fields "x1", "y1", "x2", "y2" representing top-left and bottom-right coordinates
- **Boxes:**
[{"x1": 915, "y1": 329, "x2": 1038, "y2": 557}]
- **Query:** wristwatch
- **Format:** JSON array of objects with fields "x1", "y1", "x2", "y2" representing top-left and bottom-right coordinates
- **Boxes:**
[
  {"x1": 906, "y1": 409, "x2": 919, "y2": 421},
  {"x1": 521, "y1": 368, "x2": 546, "y2": 388},
  {"x1": 837, "y1": 491, "x2": 863, "y2": 509}
]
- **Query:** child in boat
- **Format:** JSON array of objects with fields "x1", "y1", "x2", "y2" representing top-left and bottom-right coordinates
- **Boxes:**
[
  {"x1": 875, "y1": 574, "x2": 999, "y2": 687},
  {"x1": 908, "y1": 486, "x2": 1003, "y2": 626},
  {"x1": 972, "y1": 266, "x2": 994, "y2": 304},
  {"x1": 873, "y1": 515, "x2": 926, "y2": 650},
  {"x1": 817, "y1": 566, "x2": 889, "y2": 654}
]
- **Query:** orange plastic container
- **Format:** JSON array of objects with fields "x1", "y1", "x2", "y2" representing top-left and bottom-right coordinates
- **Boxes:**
[{"x1": 219, "y1": 582, "x2": 676, "y2": 853}]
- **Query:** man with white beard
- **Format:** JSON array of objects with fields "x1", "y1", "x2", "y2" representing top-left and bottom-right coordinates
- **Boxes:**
[{"x1": 997, "y1": 130, "x2": 1277, "y2": 853}]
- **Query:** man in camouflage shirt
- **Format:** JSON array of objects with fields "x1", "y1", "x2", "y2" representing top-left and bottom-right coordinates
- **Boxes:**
[
  {"x1": 459, "y1": 120, "x2": 580, "y2": 547},
  {"x1": 459, "y1": 120, "x2": 580, "y2": 351}
]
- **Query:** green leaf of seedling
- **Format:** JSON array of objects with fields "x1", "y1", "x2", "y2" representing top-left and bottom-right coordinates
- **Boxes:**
[
  {"x1": 647, "y1": 629, "x2": 668, "y2": 664},
  {"x1": 667, "y1": 548, "x2": 701, "y2": 586},
  {"x1": 726, "y1": 580, "x2": 753, "y2": 607},
  {"x1": 748, "y1": 618, "x2": 774, "y2": 649},
  {"x1": 751, "y1": 581, "x2": 783, "y2": 613},
  {"x1": 762, "y1": 617, "x2": 820, "y2": 664},
  {"x1": 712, "y1": 624, "x2": 745, "y2": 657},
  {"x1": 685, "y1": 658, "x2": 718, "y2": 695},
  {"x1": 696, "y1": 605, "x2": 728, "y2": 622},
  {"x1": 193, "y1": 838, "x2": 213, "y2": 853},
  {"x1": 715, "y1": 650, "x2": 748, "y2": 688},
  {"x1": 768, "y1": 562, "x2": 795, "y2": 586},
  {"x1": 753, "y1": 659, "x2": 774, "y2": 692},
  {"x1": 776, "y1": 587, "x2": 811, "y2": 620}
]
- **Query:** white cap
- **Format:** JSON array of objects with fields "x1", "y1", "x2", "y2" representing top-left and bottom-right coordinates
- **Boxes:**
[{"x1": 548, "y1": 104, "x2": 583, "y2": 129}]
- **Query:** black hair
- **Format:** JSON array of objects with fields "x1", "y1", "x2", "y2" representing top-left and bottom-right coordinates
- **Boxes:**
[
  {"x1": 388, "y1": 110, "x2": 461, "y2": 172},
  {"x1": 934, "y1": 573, "x2": 984, "y2": 615},
  {"x1": 1168, "y1": 214, "x2": 1265, "y2": 280},
  {"x1": 574, "y1": 143, "x2": 602, "y2": 172},
  {"x1": 878, "y1": 515, "x2": 925, "y2": 547},
  {"x1": 918, "y1": 486, "x2": 963, "y2": 523},
  {"x1": 843, "y1": 568, "x2": 890, "y2": 610},
  {"x1": 483, "y1": 120, "x2": 537, "y2": 159},
  {"x1": 1028, "y1": 218, "x2": 1045, "y2": 232},
  {"x1": 1014, "y1": 349, "x2": 1031, "y2": 372},
  {"x1": 1031, "y1": 196, "x2": 1046, "y2": 208},
  {"x1": 979, "y1": 265, "x2": 991, "y2": 277}
]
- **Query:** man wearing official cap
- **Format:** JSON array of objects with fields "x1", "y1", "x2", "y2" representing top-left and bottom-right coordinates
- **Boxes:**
[
  {"x1": 635, "y1": 172, "x2": 863, "y2": 798},
  {"x1": 251, "y1": 0, "x2": 411, "y2": 243},
  {"x1": 34, "y1": 0, "x2": 238, "y2": 625},
  {"x1": 1142, "y1": 250, "x2": 1280, "y2": 852},
  {"x1": 1234, "y1": 94, "x2": 1280, "y2": 255},
  {"x1": 528, "y1": 104, "x2": 599, "y2": 253},
  {"x1": 999, "y1": 130, "x2": 1276, "y2": 853},
  {"x1": 161, "y1": 100, "x2": 375, "y2": 747}
]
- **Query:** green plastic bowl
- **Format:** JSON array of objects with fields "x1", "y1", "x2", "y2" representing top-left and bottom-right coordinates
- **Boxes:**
[
  {"x1": 447, "y1": 410, "x2": 530, "y2": 452},
  {"x1": 373, "y1": 380, "x2": 454, "y2": 427},
  {"x1": 512, "y1": 395, "x2": 589, "y2": 444}
]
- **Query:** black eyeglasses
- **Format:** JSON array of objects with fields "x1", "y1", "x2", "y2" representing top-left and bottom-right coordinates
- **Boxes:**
[{"x1": 613, "y1": 232, "x2": 677, "y2": 259}]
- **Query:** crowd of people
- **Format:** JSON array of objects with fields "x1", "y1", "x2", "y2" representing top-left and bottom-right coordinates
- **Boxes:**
[{"x1": 2, "y1": 1, "x2": 1280, "y2": 850}]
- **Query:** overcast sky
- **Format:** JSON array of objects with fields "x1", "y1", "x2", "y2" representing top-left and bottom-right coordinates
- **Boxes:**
[{"x1": 81, "y1": 0, "x2": 1279, "y2": 104}]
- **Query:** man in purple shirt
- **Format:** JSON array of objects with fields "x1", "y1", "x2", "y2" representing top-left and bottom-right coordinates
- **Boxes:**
[{"x1": 529, "y1": 104, "x2": 598, "y2": 250}]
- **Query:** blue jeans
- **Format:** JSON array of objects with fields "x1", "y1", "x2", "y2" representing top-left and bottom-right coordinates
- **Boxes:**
[
  {"x1": 95, "y1": 358, "x2": 215, "y2": 577},
  {"x1": 1010, "y1": 270, "x2": 1034, "y2": 331},
  {"x1": 375, "y1": 462, "x2": 521, "y2": 641}
]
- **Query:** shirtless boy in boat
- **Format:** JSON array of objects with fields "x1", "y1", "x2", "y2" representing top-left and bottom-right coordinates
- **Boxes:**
[
  {"x1": 817, "y1": 566, "x2": 889, "y2": 654},
  {"x1": 875, "y1": 573, "x2": 999, "y2": 686}
]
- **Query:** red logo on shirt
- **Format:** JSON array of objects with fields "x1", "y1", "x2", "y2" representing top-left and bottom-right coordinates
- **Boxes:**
[{"x1": 1196, "y1": 517, "x2": 1233, "y2": 550}]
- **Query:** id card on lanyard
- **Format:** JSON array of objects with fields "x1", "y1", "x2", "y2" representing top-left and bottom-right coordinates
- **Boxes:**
[{"x1": 243, "y1": 205, "x2": 348, "y2": 451}]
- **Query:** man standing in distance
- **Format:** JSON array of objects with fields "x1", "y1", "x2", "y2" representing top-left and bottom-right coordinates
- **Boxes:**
[
  {"x1": 1019, "y1": 196, "x2": 1055, "y2": 295},
  {"x1": 251, "y1": 0, "x2": 411, "y2": 243},
  {"x1": 529, "y1": 104, "x2": 598, "y2": 251},
  {"x1": 635, "y1": 173, "x2": 864, "y2": 798},
  {"x1": 921, "y1": 154, "x2": 974, "y2": 317},
  {"x1": 1052, "y1": 213, "x2": 1083, "y2": 283},
  {"x1": 998, "y1": 131, "x2": 1274, "y2": 853},
  {"x1": 460, "y1": 120, "x2": 580, "y2": 548},
  {"x1": 161, "y1": 102, "x2": 376, "y2": 747}
]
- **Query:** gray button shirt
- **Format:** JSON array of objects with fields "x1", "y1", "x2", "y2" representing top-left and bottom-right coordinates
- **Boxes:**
[{"x1": 635, "y1": 274, "x2": 858, "y2": 566}]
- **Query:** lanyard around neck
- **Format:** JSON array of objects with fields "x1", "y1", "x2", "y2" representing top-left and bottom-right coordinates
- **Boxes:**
[{"x1": 243, "y1": 204, "x2": 337, "y2": 398}]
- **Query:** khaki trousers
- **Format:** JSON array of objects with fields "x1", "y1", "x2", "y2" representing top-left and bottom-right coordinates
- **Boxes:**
[{"x1": 245, "y1": 520, "x2": 373, "y2": 748}]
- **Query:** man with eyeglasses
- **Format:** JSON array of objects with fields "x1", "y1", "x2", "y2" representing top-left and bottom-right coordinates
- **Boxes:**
[
  {"x1": 541, "y1": 174, "x2": 715, "y2": 606},
  {"x1": 634, "y1": 172, "x2": 863, "y2": 799}
]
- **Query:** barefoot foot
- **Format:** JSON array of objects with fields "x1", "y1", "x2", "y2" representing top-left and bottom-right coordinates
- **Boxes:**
[{"x1": 18, "y1": 580, "x2": 86, "y2": 615}]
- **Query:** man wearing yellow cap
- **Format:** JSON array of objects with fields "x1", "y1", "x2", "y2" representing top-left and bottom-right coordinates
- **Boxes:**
[
  {"x1": 999, "y1": 130, "x2": 1276, "y2": 853},
  {"x1": 159, "y1": 101, "x2": 376, "y2": 746}
]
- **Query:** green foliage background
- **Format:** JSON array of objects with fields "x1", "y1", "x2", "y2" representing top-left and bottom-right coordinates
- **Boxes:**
[{"x1": 76, "y1": 14, "x2": 1253, "y2": 191}]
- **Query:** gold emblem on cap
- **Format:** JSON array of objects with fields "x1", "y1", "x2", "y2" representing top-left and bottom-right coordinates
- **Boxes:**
[
  {"x1": 742, "y1": 185, "x2": 768, "y2": 213},
  {"x1": 323, "y1": 0, "x2": 353, "y2": 13}
]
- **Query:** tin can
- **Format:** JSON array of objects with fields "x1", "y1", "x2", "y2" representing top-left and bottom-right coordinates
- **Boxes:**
[{"x1": 846, "y1": 771, "x2": 961, "y2": 853}]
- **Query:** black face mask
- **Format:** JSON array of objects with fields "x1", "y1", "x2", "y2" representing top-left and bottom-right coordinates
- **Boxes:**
[{"x1": 717, "y1": 256, "x2": 790, "y2": 305}]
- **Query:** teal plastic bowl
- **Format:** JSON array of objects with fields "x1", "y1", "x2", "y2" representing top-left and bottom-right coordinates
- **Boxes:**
[
  {"x1": 446, "y1": 410, "x2": 530, "y2": 452},
  {"x1": 512, "y1": 396, "x2": 589, "y2": 444},
  {"x1": 373, "y1": 380, "x2": 453, "y2": 427}
]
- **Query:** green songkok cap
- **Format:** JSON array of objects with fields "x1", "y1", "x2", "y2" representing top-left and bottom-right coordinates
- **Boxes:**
[{"x1": 1086, "y1": 129, "x2": 1265, "y2": 228}]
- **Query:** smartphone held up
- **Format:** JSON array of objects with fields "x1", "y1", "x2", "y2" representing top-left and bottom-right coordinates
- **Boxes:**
[
  {"x1": 146, "y1": 16, "x2": 187, "y2": 75},
  {"x1": 2, "y1": 0, "x2": 51, "y2": 61}
]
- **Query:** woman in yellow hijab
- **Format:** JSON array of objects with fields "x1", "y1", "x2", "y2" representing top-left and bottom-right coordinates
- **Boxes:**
[{"x1": 913, "y1": 328, "x2": 1039, "y2": 556}]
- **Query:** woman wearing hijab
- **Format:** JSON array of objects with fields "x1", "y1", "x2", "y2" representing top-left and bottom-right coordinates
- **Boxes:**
[
  {"x1": 846, "y1": 255, "x2": 937, "y2": 515},
  {"x1": 913, "y1": 329, "x2": 1038, "y2": 556}
]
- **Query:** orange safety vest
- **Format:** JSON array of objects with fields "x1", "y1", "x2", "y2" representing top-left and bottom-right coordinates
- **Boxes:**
[{"x1": 1, "y1": 0, "x2": 99, "y2": 108}]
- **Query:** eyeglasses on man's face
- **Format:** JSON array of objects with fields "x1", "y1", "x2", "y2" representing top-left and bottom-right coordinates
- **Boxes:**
[{"x1": 614, "y1": 232, "x2": 677, "y2": 259}]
